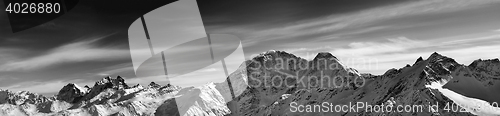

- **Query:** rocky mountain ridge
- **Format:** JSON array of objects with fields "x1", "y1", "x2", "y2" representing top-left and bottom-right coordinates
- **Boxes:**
[{"x1": 1, "y1": 50, "x2": 499, "y2": 116}]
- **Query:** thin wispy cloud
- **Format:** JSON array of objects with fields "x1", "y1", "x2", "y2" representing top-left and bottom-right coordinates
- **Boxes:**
[
  {"x1": 0, "y1": 38, "x2": 130, "y2": 71},
  {"x1": 355, "y1": 44, "x2": 500, "y2": 75},
  {"x1": 95, "y1": 63, "x2": 134, "y2": 76},
  {"x1": 0, "y1": 48, "x2": 24, "y2": 65},
  {"x1": 332, "y1": 37, "x2": 425, "y2": 57},
  {"x1": 211, "y1": 0, "x2": 500, "y2": 47},
  {"x1": 199, "y1": 68, "x2": 219, "y2": 72},
  {"x1": 126, "y1": 63, "x2": 227, "y2": 88},
  {"x1": 440, "y1": 34, "x2": 500, "y2": 45},
  {"x1": 330, "y1": 33, "x2": 500, "y2": 58}
]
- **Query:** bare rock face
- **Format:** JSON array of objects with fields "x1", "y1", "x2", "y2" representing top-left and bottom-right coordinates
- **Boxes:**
[
  {"x1": 218, "y1": 51, "x2": 368, "y2": 115},
  {"x1": 83, "y1": 85, "x2": 91, "y2": 93},
  {"x1": 148, "y1": 82, "x2": 161, "y2": 88},
  {"x1": 56, "y1": 83, "x2": 86, "y2": 103},
  {"x1": 469, "y1": 58, "x2": 500, "y2": 77},
  {"x1": 83, "y1": 76, "x2": 129, "y2": 101},
  {"x1": 114, "y1": 76, "x2": 129, "y2": 89},
  {"x1": 414, "y1": 56, "x2": 424, "y2": 65}
]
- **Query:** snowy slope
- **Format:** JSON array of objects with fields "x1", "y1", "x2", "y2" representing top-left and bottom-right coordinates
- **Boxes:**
[
  {"x1": 155, "y1": 83, "x2": 231, "y2": 116},
  {"x1": 444, "y1": 58, "x2": 500, "y2": 104}
]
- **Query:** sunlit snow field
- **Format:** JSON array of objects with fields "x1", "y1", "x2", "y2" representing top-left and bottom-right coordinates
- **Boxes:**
[{"x1": 426, "y1": 82, "x2": 500, "y2": 116}]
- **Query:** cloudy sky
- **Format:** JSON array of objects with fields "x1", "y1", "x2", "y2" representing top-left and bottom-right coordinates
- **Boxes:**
[
  {"x1": 1, "y1": 0, "x2": 500, "y2": 95},
  {"x1": 199, "y1": 0, "x2": 500, "y2": 74}
]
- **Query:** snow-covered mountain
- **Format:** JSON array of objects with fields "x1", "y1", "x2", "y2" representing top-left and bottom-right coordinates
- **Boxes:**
[
  {"x1": 1, "y1": 51, "x2": 499, "y2": 116},
  {"x1": 1, "y1": 76, "x2": 182, "y2": 116},
  {"x1": 214, "y1": 51, "x2": 500, "y2": 116}
]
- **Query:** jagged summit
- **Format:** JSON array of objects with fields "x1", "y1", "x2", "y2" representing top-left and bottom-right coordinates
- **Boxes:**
[
  {"x1": 312, "y1": 52, "x2": 337, "y2": 61},
  {"x1": 309, "y1": 52, "x2": 348, "y2": 71},
  {"x1": 253, "y1": 50, "x2": 343, "y2": 64},
  {"x1": 414, "y1": 56, "x2": 424, "y2": 65},
  {"x1": 253, "y1": 50, "x2": 301, "y2": 61},
  {"x1": 430, "y1": 51, "x2": 442, "y2": 57},
  {"x1": 57, "y1": 83, "x2": 86, "y2": 103},
  {"x1": 426, "y1": 52, "x2": 458, "y2": 65},
  {"x1": 149, "y1": 82, "x2": 161, "y2": 88},
  {"x1": 427, "y1": 52, "x2": 445, "y2": 61},
  {"x1": 258, "y1": 50, "x2": 290, "y2": 56},
  {"x1": 93, "y1": 76, "x2": 129, "y2": 89}
]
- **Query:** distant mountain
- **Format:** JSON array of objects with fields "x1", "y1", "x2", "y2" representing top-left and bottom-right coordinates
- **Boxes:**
[
  {"x1": 1, "y1": 50, "x2": 499, "y2": 116},
  {"x1": 1, "y1": 76, "x2": 183, "y2": 116}
]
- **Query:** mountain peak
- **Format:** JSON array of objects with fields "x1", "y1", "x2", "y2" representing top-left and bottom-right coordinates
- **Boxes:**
[
  {"x1": 82, "y1": 76, "x2": 130, "y2": 101},
  {"x1": 253, "y1": 50, "x2": 300, "y2": 62},
  {"x1": 259, "y1": 50, "x2": 293, "y2": 57},
  {"x1": 57, "y1": 83, "x2": 86, "y2": 103},
  {"x1": 426, "y1": 52, "x2": 458, "y2": 65},
  {"x1": 96, "y1": 76, "x2": 112, "y2": 85},
  {"x1": 94, "y1": 76, "x2": 128, "y2": 89},
  {"x1": 313, "y1": 52, "x2": 337, "y2": 61},
  {"x1": 149, "y1": 82, "x2": 161, "y2": 88},
  {"x1": 414, "y1": 56, "x2": 424, "y2": 65},
  {"x1": 428, "y1": 52, "x2": 444, "y2": 60},
  {"x1": 117, "y1": 75, "x2": 124, "y2": 81}
]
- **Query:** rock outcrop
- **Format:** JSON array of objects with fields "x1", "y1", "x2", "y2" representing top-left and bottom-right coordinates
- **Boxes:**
[{"x1": 56, "y1": 83, "x2": 87, "y2": 103}]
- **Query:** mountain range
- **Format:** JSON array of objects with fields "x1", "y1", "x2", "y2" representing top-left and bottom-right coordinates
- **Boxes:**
[{"x1": 1, "y1": 50, "x2": 499, "y2": 116}]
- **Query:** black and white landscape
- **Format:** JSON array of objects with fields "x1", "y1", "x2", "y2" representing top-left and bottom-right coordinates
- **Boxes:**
[{"x1": 2, "y1": 0, "x2": 500, "y2": 116}]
